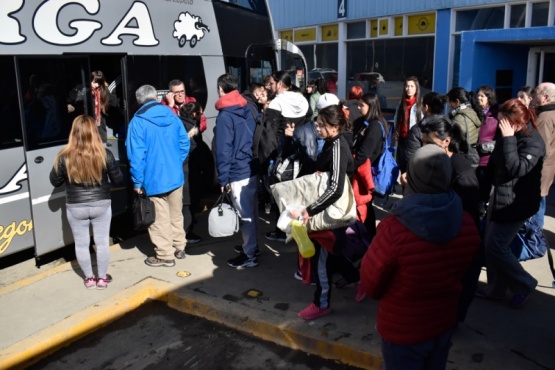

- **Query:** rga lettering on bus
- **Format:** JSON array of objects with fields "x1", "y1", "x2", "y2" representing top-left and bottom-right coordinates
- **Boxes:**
[
  {"x1": 1, "y1": 1, "x2": 160, "y2": 46},
  {"x1": 0, "y1": 220, "x2": 33, "y2": 255}
]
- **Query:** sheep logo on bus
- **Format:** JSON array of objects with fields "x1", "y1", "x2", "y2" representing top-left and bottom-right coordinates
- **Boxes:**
[{"x1": 173, "y1": 12, "x2": 210, "y2": 48}]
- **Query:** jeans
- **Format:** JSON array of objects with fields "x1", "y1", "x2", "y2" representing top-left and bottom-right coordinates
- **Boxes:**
[
  {"x1": 230, "y1": 176, "x2": 259, "y2": 259},
  {"x1": 66, "y1": 201, "x2": 111, "y2": 278},
  {"x1": 381, "y1": 328, "x2": 454, "y2": 370},
  {"x1": 484, "y1": 218, "x2": 538, "y2": 296}
]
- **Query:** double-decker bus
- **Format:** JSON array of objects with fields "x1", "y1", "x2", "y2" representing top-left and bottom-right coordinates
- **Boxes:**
[{"x1": 0, "y1": 0, "x2": 307, "y2": 262}]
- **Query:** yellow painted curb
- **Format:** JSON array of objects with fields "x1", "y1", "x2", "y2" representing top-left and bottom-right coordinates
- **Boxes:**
[
  {"x1": 0, "y1": 278, "x2": 172, "y2": 370},
  {"x1": 166, "y1": 293, "x2": 382, "y2": 370}
]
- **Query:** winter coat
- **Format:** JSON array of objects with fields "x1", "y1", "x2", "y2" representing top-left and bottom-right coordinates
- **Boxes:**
[
  {"x1": 126, "y1": 101, "x2": 190, "y2": 196},
  {"x1": 352, "y1": 118, "x2": 385, "y2": 169},
  {"x1": 265, "y1": 91, "x2": 310, "y2": 145},
  {"x1": 360, "y1": 191, "x2": 480, "y2": 344},
  {"x1": 450, "y1": 105, "x2": 482, "y2": 145},
  {"x1": 50, "y1": 149, "x2": 123, "y2": 204},
  {"x1": 477, "y1": 106, "x2": 499, "y2": 167},
  {"x1": 487, "y1": 123, "x2": 545, "y2": 223},
  {"x1": 535, "y1": 104, "x2": 555, "y2": 196},
  {"x1": 214, "y1": 90, "x2": 256, "y2": 185}
]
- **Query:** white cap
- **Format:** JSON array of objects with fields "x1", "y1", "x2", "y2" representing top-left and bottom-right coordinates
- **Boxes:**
[{"x1": 316, "y1": 93, "x2": 340, "y2": 110}]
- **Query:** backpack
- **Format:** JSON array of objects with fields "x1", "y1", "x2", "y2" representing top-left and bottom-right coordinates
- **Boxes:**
[
  {"x1": 371, "y1": 121, "x2": 399, "y2": 198},
  {"x1": 247, "y1": 103, "x2": 278, "y2": 172}
]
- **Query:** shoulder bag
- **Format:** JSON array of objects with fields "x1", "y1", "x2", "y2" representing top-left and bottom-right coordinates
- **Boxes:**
[
  {"x1": 132, "y1": 191, "x2": 155, "y2": 231},
  {"x1": 208, "y1": 191, "x2": 241, "y2": 237},
  {"x1": 270, "y1": 171, "x2": 357, "y2": 232}
]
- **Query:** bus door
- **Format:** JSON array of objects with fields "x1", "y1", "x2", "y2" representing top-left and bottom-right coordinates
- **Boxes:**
[
  {"x1": 17, "y1": 55, "x2": 91, "y2": 259},
  {"x1": 276, "y1": 39, "x2": 308, "y2": 90},
  {"x1": 0, "y1": 56, "x2": 34, "y2": 259}
]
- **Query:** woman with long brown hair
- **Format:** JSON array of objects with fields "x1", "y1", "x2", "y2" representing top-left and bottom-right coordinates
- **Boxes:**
[
  {"x1": 394, "y1": 76, "x2": 423, "y2": 173},
  {"x1": 50, "y1": 115, "x2": 123, "y2": 289},
  {"x1": 478, "y1": 99, "x2": 545, "y2": 308}
]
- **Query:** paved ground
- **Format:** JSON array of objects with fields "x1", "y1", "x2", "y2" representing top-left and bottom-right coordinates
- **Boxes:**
[{"x1": 1, "y1": 191, "x2": 555, "y2": 369}]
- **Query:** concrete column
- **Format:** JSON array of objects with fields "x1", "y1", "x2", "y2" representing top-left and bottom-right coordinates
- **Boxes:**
[{"x1": 337, "y1": 21, "x2": 347, "y2": 100}]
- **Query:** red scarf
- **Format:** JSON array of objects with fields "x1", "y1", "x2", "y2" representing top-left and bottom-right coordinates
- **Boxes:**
[
  {"x1": 399, "y1": 96, "x2": 416, "y2": 138},
  {"x1": 92, "y1": 88, "x2": 101, "y2": 126}
]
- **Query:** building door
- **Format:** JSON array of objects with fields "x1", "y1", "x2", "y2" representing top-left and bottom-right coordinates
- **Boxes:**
[{"x1": 527, "y1": 47, "x2": 555, "y2": 86}]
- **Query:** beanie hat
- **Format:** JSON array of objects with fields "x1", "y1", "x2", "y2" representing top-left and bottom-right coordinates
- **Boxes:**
[
  {"x1": 316, "y1": 93, "x2": 340, "y2": 110},
  {"x1": 405, "y1": 144, "x2": 451, "y2": 196}
]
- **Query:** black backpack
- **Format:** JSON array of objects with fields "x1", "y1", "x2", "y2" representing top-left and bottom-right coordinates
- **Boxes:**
[{"x1": 247, "y1": 104, "x2": 278, "y2": 173}]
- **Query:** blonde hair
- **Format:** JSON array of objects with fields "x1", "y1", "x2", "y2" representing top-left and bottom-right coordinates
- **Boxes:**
[{"x1": 54, "y1": 115, "x2": 107, "y2": 184}]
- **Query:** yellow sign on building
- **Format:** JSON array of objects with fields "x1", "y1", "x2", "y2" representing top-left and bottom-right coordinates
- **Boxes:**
[
  {"x1": 408, "y1": 13, "x2": 436, "y2": 35},
  {"x1": 322, "y1": 25, "x2": 338, "y2": 41},
  {"x1": 394, "y1": 17, "x2": 403, "y2": 36},
  {"x1": 280, "y1": 30, "x2": 293, "y2": 42},
  {"x1": 379, "y1": 19, "x2": 389, "y2": 36},
  {"x1": 294, "y1": 28, "x2": 316, "y2": 42},
  {"x1": 370, "y1": 19, "x2": 378, "y2": 38}
]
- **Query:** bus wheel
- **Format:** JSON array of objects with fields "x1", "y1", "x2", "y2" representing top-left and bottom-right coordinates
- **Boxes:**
[
  {"x1": 179, "y1": 36, "x2": 187, "y2": 48},
  {"x1": 190, "y1": 36, "x2": 198, "y2": 48}
]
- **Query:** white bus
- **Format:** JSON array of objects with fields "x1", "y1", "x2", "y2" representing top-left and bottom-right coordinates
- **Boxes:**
[{"x1": 0, "y1": 0, "x2": 307, "y2": 263}]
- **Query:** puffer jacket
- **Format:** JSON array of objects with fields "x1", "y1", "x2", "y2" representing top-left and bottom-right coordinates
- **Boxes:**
[
  {"x1": 360, "y1": 191, "x2": 480, "y2": 344},
  {"x1": 50, "y1": 149, "x2": 123, "y2": 204},
  {"x1": 450, "y1": 104, "x2": 482, "y2": 145},
  {"x1": 487, "y1": 123, "x2": 545, "y2": 223}
]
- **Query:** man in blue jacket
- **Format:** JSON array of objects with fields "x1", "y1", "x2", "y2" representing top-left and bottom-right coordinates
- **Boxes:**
[
  {"x1": 215, "y1": 74, "x2": 260, "y2": 268},
  {"x1": 126, "y1": 85, "x2": 190, "y2": 267}
]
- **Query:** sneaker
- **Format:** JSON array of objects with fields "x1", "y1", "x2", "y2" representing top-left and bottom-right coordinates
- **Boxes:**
[
  {"x1": 144, "y1": 256, "x2": 176, "y2": 267},
  {"x1": 293, "y1": 270, "x2": 303, "y2": 281},
  {"x1": 233, "y1": 245, "x2": 260, "y2": 256},
  {"x1": 186, "y1": 232, "x2": 202, "y2": 244},
  {"x1": 508, "y1": 293, "x2": 531, "y2": 308},
  {"x1": 96, "y1": 276, "x2": 110, "y2": 290},
  {"x1": 265, "y1": 230, "x2": 286, "y2": 243},
  {"x1": 475, "y1": 289, "x2": 506, "y2": 300},
  {"x1": 174, "y1": 250, "x2": 187, "y2": 259},
  {"x1": 84, "y1": 276, "x2": 96, "y2": 289},
  {"x1": 227, "y1": 254, "x2": 258, "y2": 268},
  {"x1": 298, "y1": 303, "x2": 331, "y2": 320}
]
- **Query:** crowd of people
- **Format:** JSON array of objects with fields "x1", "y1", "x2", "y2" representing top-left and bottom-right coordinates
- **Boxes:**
[{"x1": 50, "y1": 70, "x2": 555, "y2": 369}]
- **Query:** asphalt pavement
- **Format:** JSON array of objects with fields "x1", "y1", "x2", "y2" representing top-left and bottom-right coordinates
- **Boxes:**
[{"x1": 1, "y1": 190, "x2": 555, "y2": 370}]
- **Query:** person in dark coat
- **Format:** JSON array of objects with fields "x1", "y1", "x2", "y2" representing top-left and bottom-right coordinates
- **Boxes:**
[{"x1": 478, "y1": 99, "x2": 545, "y2": 308}]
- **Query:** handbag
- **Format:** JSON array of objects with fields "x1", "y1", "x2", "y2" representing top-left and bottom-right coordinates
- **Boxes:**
[
  {"x1": 132, "y1": 192, "x2": 155, "y2": 231},
  {"x1": 477, "y1": 141, "x2": 496, "y2": 156},
  {"x1": 208, "y1": 192, "x2": 241, "y2": 237},
  {"x1": 270, "y1": 171, "x2": 357, "y2": 232}
]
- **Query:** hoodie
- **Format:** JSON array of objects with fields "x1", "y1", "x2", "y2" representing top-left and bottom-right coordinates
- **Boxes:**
[
  {"x1": 126, "y1": 101, "x2": 190, "y2": 196},
  {"x1": 265, "y1": 90, "x2": 310, "y2": 144},
  {"x1": 214, "y1": 90, "x2": 256, "y2": 185}
]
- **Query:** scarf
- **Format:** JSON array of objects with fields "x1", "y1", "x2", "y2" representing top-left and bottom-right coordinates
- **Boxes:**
[
  {"x1": 400, "y1": 96, "x2": 416, "y2": 138},
  {"x1": 92, "y1": 88, "x2": 101, "y2": 126}
]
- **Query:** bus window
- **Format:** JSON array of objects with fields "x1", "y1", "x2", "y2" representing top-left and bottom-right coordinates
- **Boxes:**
[
  {"x1": 125, "y1": 55, "x2": 207, "y2": 117},
  {"x1": 18, "y1": 57, "x2": 89, "y2": 151},
  {"x1": 0, "y1": 57, "x2": 22, "y2": 150}
]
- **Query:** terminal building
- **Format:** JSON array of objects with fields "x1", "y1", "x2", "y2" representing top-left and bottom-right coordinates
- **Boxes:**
[{"x1": 268, "y1": 0, "x2": 555, "y2": 107}]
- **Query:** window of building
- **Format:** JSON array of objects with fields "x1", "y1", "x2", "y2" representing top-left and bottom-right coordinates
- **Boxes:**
[
  {"x1": 347, "y1": 22, "x2": 366, "y2": 39},
  {"x1": 531, "y1": 1, "x2": 549, "y2": 27},
  {"x1": 346, "y1": 37, "x2": 434, "y2": 111},
  {"x1": 456, "y1": 7, "x2": 505, "y2": 31},
  {"x1": 510, "y1": 4, "x2": 526, "y2": 28}
]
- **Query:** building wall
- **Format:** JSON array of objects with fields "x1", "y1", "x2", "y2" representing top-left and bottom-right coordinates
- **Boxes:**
[{"x1": 268, "y1": 0, "x2": 526, "y2": 29}]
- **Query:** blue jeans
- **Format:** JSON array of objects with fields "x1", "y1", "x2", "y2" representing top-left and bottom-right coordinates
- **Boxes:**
[
  {"x1": 381, "y1": 328, "x2": 454, "y2": 370},
  {"x1": 230, "y1": 176, "x2": 259, "y2": 258}
]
